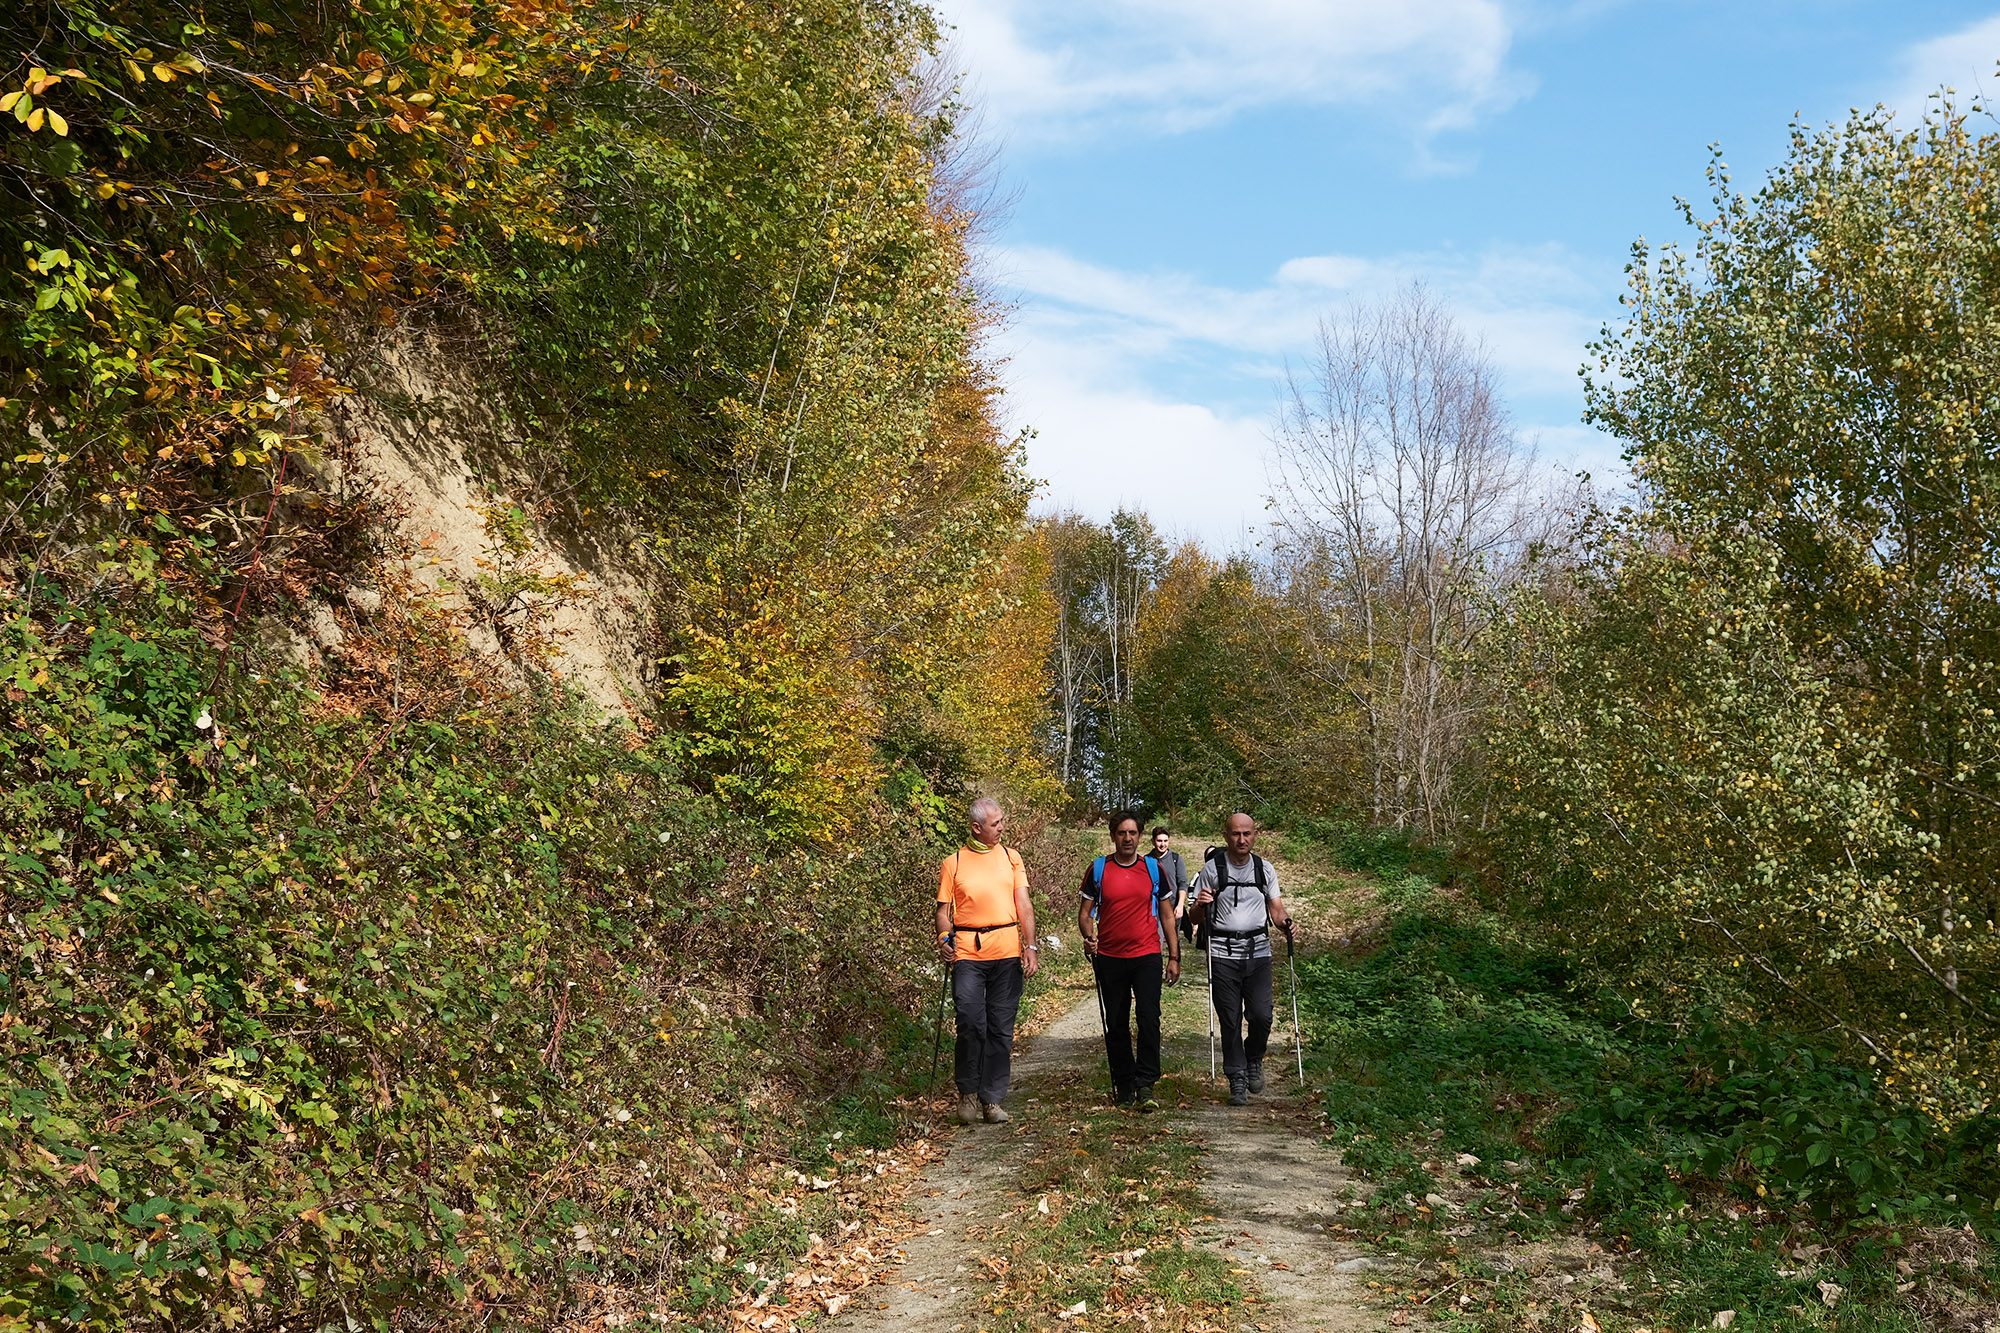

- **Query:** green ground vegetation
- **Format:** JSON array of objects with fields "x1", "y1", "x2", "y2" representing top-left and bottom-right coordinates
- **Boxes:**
[
  {"x1": 0, "y1": 584, "x2": 960, "y2": 1327},
  {"x1": 1296, "y1": 829, "x2": 1999, "y2": 1331}
]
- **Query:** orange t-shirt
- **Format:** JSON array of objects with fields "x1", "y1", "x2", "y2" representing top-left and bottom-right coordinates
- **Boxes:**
[{"x1": 937, "y1": 845, "x2": 1029, "y2": 961}]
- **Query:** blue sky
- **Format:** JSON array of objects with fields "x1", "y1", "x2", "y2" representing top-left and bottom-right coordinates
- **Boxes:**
[{"x1": 933, "y1": 1, "x2": 2000, "y2": 546}]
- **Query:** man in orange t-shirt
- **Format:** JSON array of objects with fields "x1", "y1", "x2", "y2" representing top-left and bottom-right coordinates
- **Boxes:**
[{"x1": 936, "y1": 796, "x2": 1040, "y2": 1125}]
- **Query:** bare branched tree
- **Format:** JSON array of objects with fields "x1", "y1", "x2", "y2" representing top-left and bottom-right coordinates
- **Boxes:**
[
  {"x1": 910, "y1": 42, "x2": 1019, "y2": 264},
  {"x1": 1272, "y1": 284, "x2": 1564, "y2": 835}
]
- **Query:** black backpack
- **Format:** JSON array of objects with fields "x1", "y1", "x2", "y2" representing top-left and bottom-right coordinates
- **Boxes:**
[{"x1": 1196, "y1": 846, "x2": 1269, "y2": 953}]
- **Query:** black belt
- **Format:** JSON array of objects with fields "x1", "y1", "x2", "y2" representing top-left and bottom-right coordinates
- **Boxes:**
[{"x1": 952, "y1": 921, "x2": 1019, "y2": 952}]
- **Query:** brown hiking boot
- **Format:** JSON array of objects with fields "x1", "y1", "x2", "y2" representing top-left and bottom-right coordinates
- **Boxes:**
[
  {"x1": 983, "y1": 1102, "x2": 1011, "y2": 1123},
  {"x1": 957, "y1": 1093, "x2": 981, "y2": 1125}
]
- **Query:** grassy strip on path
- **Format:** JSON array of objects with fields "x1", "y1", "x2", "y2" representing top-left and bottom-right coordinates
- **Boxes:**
[{"x1": 969, "y1": 1052, "x2": 1251, "y2": 1333}]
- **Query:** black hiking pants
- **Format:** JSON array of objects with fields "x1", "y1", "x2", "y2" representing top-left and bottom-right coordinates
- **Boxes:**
[
  {"x1": 952, "y1": 957, "x2": 1024, "y2": 1105},
  {"x1": 1092, "y1": 952, "x2": 1163, "y2": 1097},
  {"x1": 1210, "y1": 953, "x2": 1273, "y2": 1079}
]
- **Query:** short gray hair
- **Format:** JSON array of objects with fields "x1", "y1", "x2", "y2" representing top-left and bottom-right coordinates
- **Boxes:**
[{"x1": 968, "y1": 796, "x2": 1002, "y2": 824}]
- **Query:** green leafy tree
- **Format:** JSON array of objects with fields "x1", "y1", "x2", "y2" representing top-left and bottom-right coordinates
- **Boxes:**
[{"x1": 1498, "y1": 98, "x2": 2000, "y2": 1124}]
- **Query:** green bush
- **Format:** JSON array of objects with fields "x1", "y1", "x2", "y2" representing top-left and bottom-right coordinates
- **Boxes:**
[{"x1": 0, "y1": 593, "x2": 944, "y2": 1328}]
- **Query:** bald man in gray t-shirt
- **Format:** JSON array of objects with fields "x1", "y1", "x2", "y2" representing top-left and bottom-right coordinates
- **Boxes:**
[{"x1": 1191, "y1": 813, "x2": 1291, "y2": 1104}]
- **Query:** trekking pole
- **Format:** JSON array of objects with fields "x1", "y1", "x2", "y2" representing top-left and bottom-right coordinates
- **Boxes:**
[
  {"x1": 928, "y1": 946, "x2": 953, "y2": 1095},
  {"x1": 1089, "y1": 947, "x2": 1116, "y2": 1098},
  {"x1": 1284, "y1": 922, "x2": 1304, "y2": 1086},
  {"x1": 1205, "y1": 932, "x2": 1217, "y2": 1082}
]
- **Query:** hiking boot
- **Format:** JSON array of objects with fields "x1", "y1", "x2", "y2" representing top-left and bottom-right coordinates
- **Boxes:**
[
  {"x1": 1135, "y1": 1085, "x2": 1160, "y2": 1114},
  {"x1": 1227, "y1": 1077, "x2": 1249, "y2": 1107},
  {"x1": 1246, "y1": 1062, "x2": 1265, "y2": 1094},
  {"x1": 957, "y1": 1093, "x2": 981, "y2": 1125},
  {"x1": 982, "y1": 1102, "x2": 1011, "y2": 1124},
  {"x1": 1114, "y1": 1085, "x2": 1137, "y2": 1109}
]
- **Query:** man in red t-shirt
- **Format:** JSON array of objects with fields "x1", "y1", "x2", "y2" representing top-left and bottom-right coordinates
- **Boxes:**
[{"x1": 1077, "y1": 811, "x2": 1182, "y2": 1111}]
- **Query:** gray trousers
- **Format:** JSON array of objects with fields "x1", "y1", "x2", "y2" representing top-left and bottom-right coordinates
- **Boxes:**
[
  {"x1": 1210, "y1": 953, "x2": 1273, "y2": 1078},
  {"x1": 952, "y1": 958, "x2": 1024, "y2": 1103}
]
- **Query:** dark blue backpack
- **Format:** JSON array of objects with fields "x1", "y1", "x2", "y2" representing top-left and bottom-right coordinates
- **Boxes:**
[{"x1": 1087, "y1": 854, "x2": 1163, "y2": 920}]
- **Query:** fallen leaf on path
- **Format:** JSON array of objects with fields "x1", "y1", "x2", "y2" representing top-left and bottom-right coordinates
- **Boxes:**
[
  {"x1": 1579, "y1": 1311, "x2": 1602, "y2": 1332},
  {"x1": 1712, "y1": 1312, "x2": 1737, "y2": 1329}
]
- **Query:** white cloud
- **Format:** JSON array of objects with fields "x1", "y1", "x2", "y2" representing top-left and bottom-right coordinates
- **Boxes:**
[
  {"x1": 932, "y1": 0, "x2": 1533, "y2": 149},
  {"x1": 994, "y1": 240, "x2": 1609, "y2": 398},
  {"x1": 1887, "y1": 14, "x2": 2000, "y2": 115},
  {"x1": 987, "y1": 241, "x2": 1624, "y2": 544},
  {"x1": 1007, "y1": 366, "x2": 1276, "y2": 546}
]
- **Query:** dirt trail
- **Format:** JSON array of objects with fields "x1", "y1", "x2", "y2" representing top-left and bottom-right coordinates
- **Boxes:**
[
  {"x1": 833, "y1": 836, "x2": 1394, "y2": 1333},
  {"x1": 1162, "y1": 926, "x2": 1389, "y2": 1333},
  {"x1": 833, "y1": 991, "x2": 1109, "y2": 1331}
]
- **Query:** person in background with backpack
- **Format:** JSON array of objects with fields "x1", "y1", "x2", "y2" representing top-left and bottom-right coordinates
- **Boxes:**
[
  {"x1": 1151, "y1": 826, "x2": 1191, "y2": 941},
  {"x1": 937, "y1": 797, "x2": 1040, "y2": 1126},
  {"x1": 1077, "y1": 811, "x2": 1182, "y2": 1112},
  {"x1": 1190, "y1": 812, "x2": 1291, "y2": 1106}
]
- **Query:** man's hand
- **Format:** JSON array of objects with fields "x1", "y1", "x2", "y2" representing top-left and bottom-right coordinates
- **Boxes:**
[
  {"x1": 1081, "y1": 932, "x2": 1097, "y2": 958},
  {"x1": 1165, "y1": 956, "x2": 1181, "y2": 986},
  {"x1": 936, "y1": 932, "x2": 956, "y2": 966},
  {"x1": 1023, "y1": 946, "x2": 1040, "y2": 979},
  {"x1": 1194, "y1": 885, "x2": 1214, "y2": 906}
]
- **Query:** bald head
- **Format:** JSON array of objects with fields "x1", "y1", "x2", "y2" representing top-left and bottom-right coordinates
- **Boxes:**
[{"x1": 1223, "y1": 812, "x2": 1257, "y2": 861}]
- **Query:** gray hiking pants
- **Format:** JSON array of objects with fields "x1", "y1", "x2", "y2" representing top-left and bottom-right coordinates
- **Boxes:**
[{"x1": 952, "y1": 957, "x2": 1024, "y2": 1104}]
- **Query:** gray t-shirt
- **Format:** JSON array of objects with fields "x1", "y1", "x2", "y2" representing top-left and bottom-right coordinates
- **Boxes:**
[{"x1": 1192, "y1": 854, "x2": 1281, "y2": 960}]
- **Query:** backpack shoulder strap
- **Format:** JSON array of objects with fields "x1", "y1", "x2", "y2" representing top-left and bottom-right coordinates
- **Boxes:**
[
  {"x1": 1253, "y1": 854, "x2": 1268, "y2": 890},
  {"x1": 1090, "y1": 855, "x2": 1106, "y2": 891},
  {"x1": 1143, "y1": 854, "x2": 1161, "y2": 895}
]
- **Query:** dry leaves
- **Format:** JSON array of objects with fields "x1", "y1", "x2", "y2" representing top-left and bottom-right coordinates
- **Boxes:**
[{"x1": 555, "y1": 1136, "x2": 944, "y2": 1332}]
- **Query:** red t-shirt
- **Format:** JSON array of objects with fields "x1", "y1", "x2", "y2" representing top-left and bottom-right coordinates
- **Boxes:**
[{"x1": 1080, "y1": 857, "x2": 1162, "y2": 959}]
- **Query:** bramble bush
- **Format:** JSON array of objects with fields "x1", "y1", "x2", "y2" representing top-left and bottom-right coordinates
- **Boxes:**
[{"x1": 0, "y1": 573, "x2": 956, "y2": 1328}]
